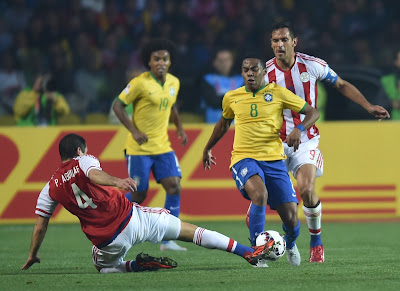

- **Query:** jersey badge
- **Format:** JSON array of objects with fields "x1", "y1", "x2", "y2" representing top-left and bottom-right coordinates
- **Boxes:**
[
  {"x1": 300, "y1": 72, "x2": 310, "y2": 83},
  {"x1": 170, "y1": 87, "x2": 175, "y2": 96},
  {"x1": 133, "y1": 176, "x2": 140, "y2": 187},
  {"x1": 241, "y1": 167, "x2": 248, "y2": 177},
  {"x1": 264, "y1": 93, "x2": 273, "y2": 102}
]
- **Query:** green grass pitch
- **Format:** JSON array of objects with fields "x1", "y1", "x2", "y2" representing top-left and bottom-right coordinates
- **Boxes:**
[{"x1": 1, "y1": 221, "x2": 400, "y2": 290}]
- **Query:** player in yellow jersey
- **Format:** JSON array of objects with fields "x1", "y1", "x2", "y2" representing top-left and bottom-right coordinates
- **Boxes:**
[
  {"x1": 203, "y1": 55, "x2": 319, "y2": 266},
  {"x1": 113, "y1": 39, "x2": 188, "y2": 251}
]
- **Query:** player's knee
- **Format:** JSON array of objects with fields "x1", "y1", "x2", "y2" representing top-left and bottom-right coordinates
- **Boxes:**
[
  {"x1": 299, "y1": 185, "x2": 314, "y2": 200},
  {"x1": 166, "y1": 182, "x2": 181, "y2": 195},
  {"x1": 131, "y1": 191, "x2": 147, "y2": 204},
  {"x1": 250, "y1": 189, "x2": 268, "y2": 205}
]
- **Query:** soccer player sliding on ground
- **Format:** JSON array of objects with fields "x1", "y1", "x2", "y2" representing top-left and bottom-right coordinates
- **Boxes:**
[{"x1": 22, "y1": 134, "x2": 274, "y2": 273}]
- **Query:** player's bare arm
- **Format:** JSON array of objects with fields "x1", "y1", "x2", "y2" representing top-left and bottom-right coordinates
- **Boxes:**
[
  {"x1": 88, "y1": 169, "x2": 137, "y2": 192},
  {"x1": 203, "y1": 117, "x2": 232, "y2": 170},
  {"x1": 113, "y1": 99, "x2": 149, "y2": 144},
  {"x1": 285, "y1": 104, "x2": 319, "y2": 151},
  {"x1": 333, "y1": 77, "x2": 390, "y2": 120},
  {"x1": 170, "y1": 104, "x2": 188, "y2": 146},
  {"x1": 22, "y1": 216, "x2": 50, "y2": 270}
]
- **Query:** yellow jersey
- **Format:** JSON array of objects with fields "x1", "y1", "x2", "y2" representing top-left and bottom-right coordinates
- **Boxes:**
[
  {"x1": 222, "y1": 83, "x2": 307, "y2": 168},
  {"x1": 118, "y1": 71, "x2": 180, "y2": 155}
]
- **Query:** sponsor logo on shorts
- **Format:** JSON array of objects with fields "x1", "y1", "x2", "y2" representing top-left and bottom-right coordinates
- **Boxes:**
[{"x1": 241, "y1": 167, "x2": 248, "y2": 177}]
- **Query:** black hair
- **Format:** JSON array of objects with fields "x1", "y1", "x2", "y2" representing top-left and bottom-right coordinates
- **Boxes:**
[
  {"x1": 140, "y1": 38, "x2": 176, "y2": 69},
  {"x1": 59, "y1": 134, "x2": 86, "y2": 160},
  {"x1": 272, "y1": 21, "x2": 296, "y2": 39},
  {"x1": 242, "y1": 52, "x2": 265, "y2": 68},
  {"x1": 211, "y1": 46, "x2": 233, "y2": 61}
]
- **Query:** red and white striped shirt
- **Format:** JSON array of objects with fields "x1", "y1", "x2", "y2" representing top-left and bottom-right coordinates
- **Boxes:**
[
  {"x1": 35, "y1": 155, "x2": 133, "y2": 246},
  {"x1": 265, "y1": 52, "x2": 332, "y2": 142}
]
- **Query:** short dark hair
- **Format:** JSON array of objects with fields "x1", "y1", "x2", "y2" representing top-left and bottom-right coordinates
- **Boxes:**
[
  {"x1": 59, "y1": 134, "x2": 86, "y2": 160},
  {"x1": 140, "y1": 38, "x2": 176, "y2": 69},
  {"x1": 272, "y1": 21, "x2": 296, "y2": 39},
  {"x1": 242, "y1": 52, "x2": 265, "y2": 68},
  {"x1": 211, "y1": 47, "x2": 233, "y2": 61}
]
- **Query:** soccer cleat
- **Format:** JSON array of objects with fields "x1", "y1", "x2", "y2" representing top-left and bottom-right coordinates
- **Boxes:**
[
  {"x1": 245, "y1": 239, "x2": 274, "y2": 266},
  {"x1": 287, "y1": 244, "x2": 301, "y2": 266},
  {"x1": 136, "y1": 252, "x2": 178, "y2": 271},
  {"x1": 160, "y1": 241, "x2": 187, "y2": 251},
  {"x1": 309, "y1": 245, "x2": 324, "y2": 263}
]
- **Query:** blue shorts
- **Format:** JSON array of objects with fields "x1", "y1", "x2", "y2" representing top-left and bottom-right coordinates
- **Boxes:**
[
  {"x1": 126, "y1": 151, "x2": 181, "y2": 192},
  {"x1": 231, "y1": 158, "x2": 298, "y2": 210}
]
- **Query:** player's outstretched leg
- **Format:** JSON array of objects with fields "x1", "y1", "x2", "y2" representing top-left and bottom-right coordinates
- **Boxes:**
[
  {"x1": 303, "y1": 201, "x2": 324, "y2": 262},
  {"x1": 282, "y1": 221, "x2": 301, "y2": 266},
  {"x1": 192, "y1": 227, "x2": 273, "y2": 268}
]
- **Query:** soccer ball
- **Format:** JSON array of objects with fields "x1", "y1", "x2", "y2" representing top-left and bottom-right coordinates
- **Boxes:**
[{"x1": 256, "y1": 230, "x2": 286, "y2": 261}]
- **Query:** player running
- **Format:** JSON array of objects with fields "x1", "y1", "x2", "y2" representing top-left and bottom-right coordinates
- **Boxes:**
[
  {"x1": 113, "y1": 38, "x2": 187, "y2": 251},
  {"x1": 203, "y1": 55, "x2": 320, "y2": 267},
  {"x1": 262, "y1": 21, "x2": 390, "y2": 263}
]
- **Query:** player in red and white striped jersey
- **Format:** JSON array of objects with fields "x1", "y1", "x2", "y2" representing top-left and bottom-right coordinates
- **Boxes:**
[
  {"x1": 22, "y1": 134, "x2": 276, "y2": 272},
  {"x1": 264, "y1": 21, "x2": 390, "y2": 263}
]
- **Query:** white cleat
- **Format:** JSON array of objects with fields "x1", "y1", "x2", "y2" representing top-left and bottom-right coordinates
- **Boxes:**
[
  {"x1": 287, "y1": 244, "x2": 301, "y2": 266},
  {"x1": 252, "y1": 259, "x2": 269, "y2": 268},
  {"x1": 160, "y1": 240, "x2": 187, "y2": 251}
]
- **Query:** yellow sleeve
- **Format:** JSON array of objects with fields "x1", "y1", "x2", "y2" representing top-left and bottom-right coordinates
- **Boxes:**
[
  {"x1": 222, "y1": 92, "x2": 234, "y2": 119},
  {"x1": 53, "y1": 93, "x2": 70, "y2": 116},
  {"x1": 118, "y1": 77, "x2": 141, "y2": 105},
  {"x1": 13, "y1": 90, "x2": 37, "y2": 119}
]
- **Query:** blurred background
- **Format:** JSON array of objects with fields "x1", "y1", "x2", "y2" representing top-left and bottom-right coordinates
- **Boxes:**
[
  {"x1": 0, "y1": 0, "x2": 399, "y2": 125},
  {"x1": 1, "y1": 0, "x2": 400, "y2": 223}
]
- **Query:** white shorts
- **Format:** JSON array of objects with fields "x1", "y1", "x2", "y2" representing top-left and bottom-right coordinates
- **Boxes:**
[
  {"x1": 92, "y1": 203, "x2": 181, "y2": 268},
  {"x1": 283, "y1": 138, "x2": 323, "y2": 179}
]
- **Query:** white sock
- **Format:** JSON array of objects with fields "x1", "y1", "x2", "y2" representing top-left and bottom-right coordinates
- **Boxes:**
[
  {"x1": 99, "y1": 261, "x2": 130, "y2": 273},
  {"x1": 303, "y1": 202, "x2": 322, "y2": 236},
  {"x1": 193, "y1": 227, "x2": 237, "y2": 252}
]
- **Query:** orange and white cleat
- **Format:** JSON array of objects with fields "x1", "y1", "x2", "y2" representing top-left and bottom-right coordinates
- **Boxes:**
[
  {"x1": 309, "y1": 245, "x2": 324, "y2": 263},
  {"x1": 245, "y1": 239, "x2": 274, "y2": 267}
]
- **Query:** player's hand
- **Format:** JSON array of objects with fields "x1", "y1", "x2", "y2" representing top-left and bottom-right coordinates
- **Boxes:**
[
  {"x1": 116, "y1": 178, "x2": 137, "y2": 192},
  {"x1": 177, "y1": 129, "x2": 188, "y2": 146},
  {"x1": 203, "y1": 149, "x2": 216, "y2": 170},
  {"x1": 285, "y1": 128, "x2": 302, "y2": 152},
  {"x1": 22, "y1": 255, "x2": 41, "y2": 270},
  {"x1": 367, "y1": 104, "x2": 390, "y2": 120},
  {"x1": 132, "y1": 131, "x2": 148, "y2": 145}
]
